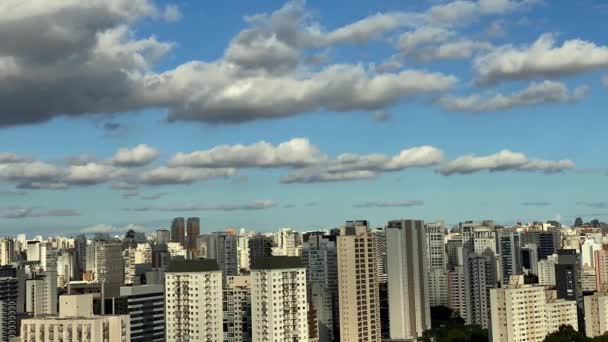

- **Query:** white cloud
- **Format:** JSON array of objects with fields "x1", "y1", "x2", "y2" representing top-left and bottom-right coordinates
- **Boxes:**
[
  {"x1": 111, "y1": 144, "x2": 160, "y2": 167},
  {"x1": 0, "y1": 153, "x2": 30, "y2": 164},
  {"x1": 439, "y1": 81, "x2": 589, "y2": 112},
  {"x1": 415, "y1": 40, "x2": 492, "y2": 61},
  {"x1": 169, "y1": 138, "x2": 323, "y2": 168},
  {"x1": 282, "y1": 145, "x2": 444, "y2": 183},
  {"x1": 64, "y1": 163, "x2": 128, "y2": 185},
  {"x1": 354, "y1": 200, "x2": 424, "y2": 208},
  {"x1": 162, "y1": 4, "x2": 182, "y2": 22},
  {"x1": 438, "y1": 149, "x2": 574, "y2": 175},
  {"x1": 475, "y1": 33, "x2": 608, "y2": 84},
  {"x1": 397, "y1": 27, "x2": 453, "y2": 53},
  {"x1": 139, "y1": 167, "x2": 235, "y2": 185},
  {"x1": 0, "y1": 161, "x2": 62, "y2": 183}
]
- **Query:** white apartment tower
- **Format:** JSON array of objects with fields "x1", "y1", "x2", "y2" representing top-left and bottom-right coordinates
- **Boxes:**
[
  {"x1": 251, "y1": 256, "x2": 309, "y2": 342},
  {"x1": 538, "y1": 254, "x2": 558, "y2": 286},
  {"x1": 165, "y1": 259, "x2": 223, "y2": 342},
  {"x1": 25, "y1": 271, "x2": 58, "y2": 316},
  {"x1": 425, "y1": 220, "x2": 448, "y2": 307},
  {"x1": 490, "y1": 275, "x2": 578, "y2": 342},
  {"x1": 584, "y1": 293, "x2": 608, "y2": 337},
  {"x1": 387, "y1": 220, "x2": 431, "y2": 341},
  {"x1": 337, "y1": 221, "x2": 381, "y2": 342}
]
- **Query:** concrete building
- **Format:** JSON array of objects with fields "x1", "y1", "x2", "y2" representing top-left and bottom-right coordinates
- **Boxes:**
[
  {"x1": 237, "y1": 234, "x2": 250, "y2": 272},
  {"x1": 371, "y1": 228, "x2": 387, "y2": 284},
  {"x1": 448, "y1": 265, "x2": 467, "y2": 320},
  {"x1": 165, "y1": 259, "x2": 223, "y2": 342},
  {"x1": 25, "y1": 272, "x2": 57, "y2": 316},
  {"x1": 224, "y1": 276, "x2": 252, "y2": 342},
  {"x1": 251, "y1": 256, "x2": 308, "y2": 342},
  {"x1": 170, "y1": 217, "x2": 186, "y2": 247},
  {"x1": 0, "y1": 266, "x2": 18, "y2": 341},
  {"x1": 555, "y1": 249, "x2": 584, "y2": 332},
  {"x1": 337, "y1": 221, "x2": 381, "y2": 342},
  {"x1": 248, "y1": 235, "x2": 273, "y2": 268},
  {"x1": 153, "y1": 229, "x2": 170, "y2": 245},
  {"x1": 582, "y1": 239, "x2": 602, "y2": 268},
  {"x1": 498, "y1": 229, "x2": 522, "y2": 285},
  {"x1": 0, "y1": 238, "x2": 14, "y2": 266},
  {"x1": 467, "y1": 250, "x2": 497, "y2": 329},
  {"x1": 521, "y1": 244, "x2": 538, "y2": 275},
  {"x1": 522, "y1": 229, "x2": 560, "y2": 261},
  {"x1": 186, "y1": 217, "x2": 201, "y2": 253},
  {"x1": 117, "y1": 285, "x2": 165, "y2": 342},
  {"x1": 272, "y1": 228, "x2": 300, "y2": 257},
  {"x1": 204, "y1": 232, "x2": 239, "y2": 277},
  {"x1": 19, "y1": 294, "x2": 130, "y2": 342},
  {"x1": 301, "y1": 233, "x2": 338, "y2": 342},
  {"x1": 426, "y1": 220, "x2": 448, "y2": 307},
  {"x1": 594, "y1": 246, "x2": 608, "y2": 293},
  {"x1": 386, "y1": 220, "x2": 431, "y2": 341},
  {"x1": 584, "y1": 293, "x2": 608, "y2": 337},
  {"x1": 538, "y1": 254, "x2": 558, "y2": 286},
  {"x1": 123, "y1": 243, "x2": 152, "y2": 285},
  {"x1": 490, "y1": 276, "x2": 578, "y2": 342}
]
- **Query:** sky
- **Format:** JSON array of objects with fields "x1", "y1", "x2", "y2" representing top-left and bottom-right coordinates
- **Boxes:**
[{"x1": 0, "y1": 0, "x2": 607, "y2": 236}]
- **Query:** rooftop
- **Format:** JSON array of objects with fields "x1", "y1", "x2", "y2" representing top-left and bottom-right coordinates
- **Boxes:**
[
  {"x1": 251, "y1": 256, "x2": 303, "y2": 270},
  {"x1": 166, "y1": 259, "x2": 220, "y2": 273}
]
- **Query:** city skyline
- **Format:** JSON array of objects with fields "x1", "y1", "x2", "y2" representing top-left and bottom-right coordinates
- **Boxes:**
[{"x1": 1, "y1": 0, "x2": 608, "y2": 235}]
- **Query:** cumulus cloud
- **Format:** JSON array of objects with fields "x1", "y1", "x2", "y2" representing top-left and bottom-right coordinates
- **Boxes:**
[
  {"x1": 0, "y1": 0, "x2": 468, "y2": 127},
  {"x1": 0, "y1": 161, "x2": 63, "y2": 184},
  {"x1": 128, "y1": 199, "x2": 276, "y2": 212},
  {"x1": 0, "y1": 153, "x2": 30, "y2": 164},
  {"x1": 354, "y1": 200, "x2": 424, "y2": 208},
  {"x1": 439, "y1": 81, "x2": 589, "y2": 112},
  {"x1": 475, "y1": 33, "x2": 608, "y2": 84},
  {"x1": 139, "y1": 167, "x2": 235, "y2": 185},
  {"x1": 169, "y1": 138, "x2": 323, "y2": 168},
  {"x1": 64, "y1": 163, "x2": 128, "y2": 185},
  {"x1": 438, "y1": 149, "x2": 574, "y2": 175},
  {"x1": 282, "y1": 145, "x2": 444, "y2": 183},
  {"x1": 111, "y1": 144, "x2": 160, "y2": 167}
]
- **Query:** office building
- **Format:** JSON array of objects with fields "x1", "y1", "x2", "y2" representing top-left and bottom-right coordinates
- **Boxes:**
[
  {"x1": 224, "y1": 276, "x2": 252, "y2": 342},
  {"x1": 301, "y1": 233, "x2": 338, "y2": 342},
  {"x1": 522, "y1": 229, "x2": 560, "y2": 260},
  {"x1": 204, "y1": 232, "x2": 238, "y2": 277},
  {"x1": 337, "y1": 221, "x2": 380, "y2": 342},
  {"x1": 468, "y1": 250, "x2": 497, "y2": 329},
  {"x1": 154, "y1": 229, "x2": 170, "y2": 245},
  {"x1": 20, "y1": 294, "x2": 130, "y2": 342},
  {"x1": 248, "y1": 235, "x2": 273, "y2": 268},
  {"x1": 490, "y1": 275, "x2": 578, "y2": 342},
  {"x1": 498, "y1": 229, "x2": 522, "y2": 285},
  {"x1": 165, "y1": 259, "x2": 223, "y2": 342},
  {"x1": 0, "y1": 238, "x2": 14, "y2": 266},
  {"x1": 171, "y1": 217, "x2": 186, "y2": 247},
  {"x1": 0, "y1": 266, "x2": 18, "y2": 342},
  {"x1": 521, "y1": 244, "x2": 538, "y2": 275},
  {"x1": 251, "y1": 256, "x2": 309, "y2": 342},
  {"x1": 74, "y1": 234, "x2": 87, "y2": 280},
  {"x1": 117, "y1": 285, "x2": 165, "y2": 342},
  {"x1": 186, "y1": 217, "x2": 201, "y2": 252},
  {"x1": 594, "y1": 246, "x2": 608, "y2": 293},
  {"x1": 123, "y1": 243, "x2": 152, "y2": 285},
  {"x1": 386, "y1": 220, "x2": 431, "y2": 341},
  {"x1": 555, "y1": 249, "x2": 584, "y2": 332},
  {"x1": 426, "y1": 221, "x2": 448, "y2": 307}
]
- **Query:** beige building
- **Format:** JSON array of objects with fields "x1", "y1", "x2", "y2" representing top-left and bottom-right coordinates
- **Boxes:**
[
  {"x1": 337, "y1": 221, "x2": 381, "y2": 342},
  {"x1": 594, "y1": 246, "x2": 608, "y2": 293},
  {"x1": 251, "y1": 257, "x2": 308, "y2": 342},
  {"x1": 584, "y1": 293, "x2": 608, "y2": 337},
  {"x1": 19, "y1": 294, "x2": 129, "y2": 342},
  {"x1": 165, "y1": 259, "x2": 223, "y2": 342},
  {"x1": 490, "y1": 276, "x2": 578, "y2": 342}
]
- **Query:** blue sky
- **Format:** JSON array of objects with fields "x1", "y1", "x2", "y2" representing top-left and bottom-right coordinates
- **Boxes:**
[{"x1": 0, "y1": 0, "x2": 607, "y2": 236}]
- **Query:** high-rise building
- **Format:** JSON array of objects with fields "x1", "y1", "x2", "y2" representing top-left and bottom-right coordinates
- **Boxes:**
[
  {"x1": 584, "y1": 293, "x2": 608, "y2": 337},
  {"x1": 594, "y1": 246, "x2": 608, "y2": 293},
  {"x1": 56, "y1": 250, "x2": 74, "y2": 287},
  {"x1": 301, "y1": 233, "x2": 338, "y2": 342},
  {"x1": 371, "y1": 228, "x2": 387, "y2": 284},
  {"x1": 448, "y1": 265, "x2": 467, "y2": 320},
  {"x1": 522, "y1": 229, "x2": 560, "y2": 260},
  {"x1": 425, "y1": 220, "x2": 448, "y2": 307},
  {"x1": 171, "y1": 217, "x2": 185, "y2": 247},
  {"x1": 272, "y1": 228, "x2": 301, "y2": 257},
  {"x1": 117, "y1": 285, "x2": 165, "y2": 342},
  {"x1": 25, "y1": 271, "x2": 57, "y2": 316},
  {"x1": 237, "y1": 233, "x2": 250, "y2": 272},
  {"x1": 248, "y1": 235, "x2": 273, "y2": 268},
  {"x1": 0, "y1": 238, "x2": 15, "y2": 266},
  {"x1": 555, "y1": 249, "x2": 584, "y2": 332},
  {"x1": 154, "y1": 229, "x2": 170, "y2": 245},
  {"x1": 165, "y1": 259, "x2": 223, "y2": 342},
  {"x1": 204, "y1": 232, "x2": 239, "y2": 277},
  {"x1": 490, "y1": 275, "x2": 578, "y2": 342},
  {"x1": 91, "y1": 239, "x2": 124, "y2": 297},
  {"x1": 186, "y1": 217, "x2": 201, "y2": 252},
  {"x1": 467, "y1": 250, "x2": 497, "y2": 329},
  {"x1": 446, "y1": 236, "x2": 463, "y2": 271},
  {"x1": 582, "y1": 239, "x2": 602, "y2": 268},
  {"x1": 0, "y1": 266, "x2": 18, "y2": 341},
  {"x1": 251, "y1": 256, "x2": 309, "y2": 342},
  {"x1": 20, "y1": 294, "x2": 130, "y2": 342},
  {"x1": 521, "y1": 244, "x2": 538, "y2": 275},
  {"x1": 337, "y1": 221, "x2": 380, "y2": 342},
  {"x1": 538, "y1": 254, "x2": 558, "y2": 286},
  {"x1": 123, "y1": 243, "x2": 152, "y2": 285},
  {"x1": 386, "y1": 220, "x2": 431, "y2": 341},
  {"x1": 224, "y1": 276, "x2": 252, "y2": 342},
  {"x1": 498, "y1": 229, "x2": 522, "y2": 285},
  {"x1": 74, "y1": 234, "x2": 87, "y2": 280}
]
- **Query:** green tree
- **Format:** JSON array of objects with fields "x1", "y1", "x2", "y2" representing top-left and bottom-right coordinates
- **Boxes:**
[{"x1": 543, "y1": 325, "x2": 588, "y2": 342}]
